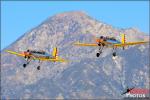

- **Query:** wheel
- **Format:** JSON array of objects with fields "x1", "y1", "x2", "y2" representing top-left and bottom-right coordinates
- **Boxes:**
[
  {"x1": 27, "y1": 49, "x2": 30, "y2": 52},
  {"x1": 112, "y1": 52, "x2": 116, "y2": 57},
  {"x1": 23, "y1": 64, "x2": 26, "y2": 68},
  {"x1": 96, "y1": 53, "x2": 100, "y2": 57},
  {"x1": 37, "y1": 66, "x2": 40, "y2": 70}
]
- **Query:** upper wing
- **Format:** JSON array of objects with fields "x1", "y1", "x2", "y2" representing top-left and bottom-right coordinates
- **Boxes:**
[
  {"x1": 5, "y1": 50, "x2": 25, "y2": 57},
  {"x1": 74, "y1": 42, "x2": 97, "y2": 46},
  {"x1": 113, "y1": 41, "x2": 149, "y2": 47}
]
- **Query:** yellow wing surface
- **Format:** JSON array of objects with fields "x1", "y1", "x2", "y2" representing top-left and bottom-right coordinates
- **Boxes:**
[
  {"x1": 5, "y1": 50, "x2": 67, "y2": 62},
  {"x1": 74, "y1": 40, "x2": 148, "y2": 47},
  {"x1": 5, "y1": 50, "x2": 25, "y2": 57},
  {"x1": 45, "y1": 58, "x2": 67, "y2": 62},
  {"x1": 113, "y1": 41, "x2": 149, "y2": 47},
  {"x1": 74, "y1": 42, "x2": 97, "y2": 46},
  {"x1": 37, "y1": 57, "x2": 68, "y2": 62}
]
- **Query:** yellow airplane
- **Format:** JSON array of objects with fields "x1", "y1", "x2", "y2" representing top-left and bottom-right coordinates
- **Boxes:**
[
  {"x1": 74, "y1": 34, "x2": 149, "y2": 57},
  {"x1": 5, "y1": 47, "x2": 67, "y2": 70}
]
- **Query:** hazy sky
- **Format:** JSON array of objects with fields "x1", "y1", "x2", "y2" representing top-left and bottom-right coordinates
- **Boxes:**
[{"x1": 1, "y1": 1, "x2": 149, "y2": 50}]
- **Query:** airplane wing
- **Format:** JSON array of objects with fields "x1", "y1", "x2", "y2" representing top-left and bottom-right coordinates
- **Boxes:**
[
  {"x1": 38, "y1": 57, "x2": 68, "y2": 62},
  {"x1": 49, "y1": 58, "x2": 68, "y2": 62},
  {"x1": 5, "y1": 50, "x2": 25, "y2": 57},
  {"x1": 74, "y1": 42, "x2": 97, "y2": 46},
  {"x1": 113, "y1": 41, "x2": 149, "y2": 47}
]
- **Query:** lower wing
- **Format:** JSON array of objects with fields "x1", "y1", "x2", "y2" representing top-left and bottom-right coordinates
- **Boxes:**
[
  {"x1": 5, "y1": 50, "x2": 25, "y2": 57},
  {"x1": 113, "y1": 41, "x2": 149, "y2": 47},
  {"x1": 74, "y1": 42, "x2": 97, "y2": 46},
  {"x1": 39, "y1": 57, "x2": 68, "y2": 62}
]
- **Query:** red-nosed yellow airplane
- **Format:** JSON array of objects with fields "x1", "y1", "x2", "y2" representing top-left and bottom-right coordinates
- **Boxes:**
[
  {"x1": 5, "y1": 47, "x2": 67, "y2": 70},
  {"x1": 74, "y1": 34, "x2": 149, "y2": 57}
]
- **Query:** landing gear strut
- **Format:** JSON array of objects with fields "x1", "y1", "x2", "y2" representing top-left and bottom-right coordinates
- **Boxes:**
[
  {"x1": 23, "y1": 64, "x2": 27, "y2": 68},
  {"x1": 36, "y1": 60, "x2": 41, "y2": 70},
  {"x1": 112, "y1": 47, "x2": 117, "y2": 57},
  {"x1": 96, "y1": 43, "x2": 104, "y2": 57},
  {"x1": 23, "y1": 56, "x2": 31, "y2": 68}
]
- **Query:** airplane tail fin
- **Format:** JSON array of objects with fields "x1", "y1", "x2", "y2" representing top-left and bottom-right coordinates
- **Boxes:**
[
  {"x1": 52, "y1": 47, "x2": 58, "y2": 59},
  {"x1": 121, "y1": 34, "x2": 126, "y2": 44},
  {"x1": 121, "y1": 34, "x2": 126, "y2": 50},
  {"x1": 52, "y1": 47, "x2": 67, "y2": 62}
]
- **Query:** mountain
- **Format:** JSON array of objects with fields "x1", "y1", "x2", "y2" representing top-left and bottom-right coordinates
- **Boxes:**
[{"x1": 1, "y1": 11, "x2": 149, "y2": 99}]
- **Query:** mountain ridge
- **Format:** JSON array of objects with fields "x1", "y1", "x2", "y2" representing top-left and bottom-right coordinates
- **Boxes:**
[{"x1": 2, "y1": 11, "x2": 148, "y2": 51}]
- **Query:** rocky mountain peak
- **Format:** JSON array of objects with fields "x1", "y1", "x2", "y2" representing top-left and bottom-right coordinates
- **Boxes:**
[{"x1": 54, "y1": 11, "x2": 87, "y2": 18}]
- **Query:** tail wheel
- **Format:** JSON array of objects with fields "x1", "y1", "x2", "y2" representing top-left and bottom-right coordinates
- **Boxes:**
[{"x1": 37, "y1": 66, "x2": 40, "y2": 70}]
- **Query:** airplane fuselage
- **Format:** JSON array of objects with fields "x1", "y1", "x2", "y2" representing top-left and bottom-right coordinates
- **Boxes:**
[
  {"x1": 23, "y1": 51, "x2": 54, "y2": 59},
  {"x1": 96, "y1": 37, "x2": 121, "y2": 47}
]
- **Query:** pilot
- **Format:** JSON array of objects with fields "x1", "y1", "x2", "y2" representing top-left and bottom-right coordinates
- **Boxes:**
[
  {"x1": 100, "y1": 36, "x2": 107, "y2": 41},
  {"x1": 100, "y1": 36, "x2": 104, "y2": 39}
]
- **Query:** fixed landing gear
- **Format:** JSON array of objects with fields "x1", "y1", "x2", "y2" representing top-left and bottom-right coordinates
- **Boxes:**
[
  {"x1": 96, "y1": 53, "x2": 100, "y2": 57},
  {"x1": 23, "y1": 64, "x2": 41, "y2": 70},
  {"x1": 96, "y1": 43, "x2": 104, "y2": 57},
  {"x1": 36, "y1": 60, "x2": 41, "y2": 70},
  {"x1": 23, "y1": 61, "x2": 30, "y2": 68},
  {"x1": 112, "y1": 47, "x2": 117, "y2": 57},
  {"x1": 112, "y1": 52, "x2": 116, "y2": 57},
  {"x1": 23, "y1": 64, "x2": 27, "y2": 68},
  {"x1": 37, "y1": 66, "x2": 40, "y2": 70},
  {"x1": 23, "y1": 56, "x2": 31, "y2": 68},
  {"x1": 96, "y1": 51, "x2": 102, "y2": 57}
]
